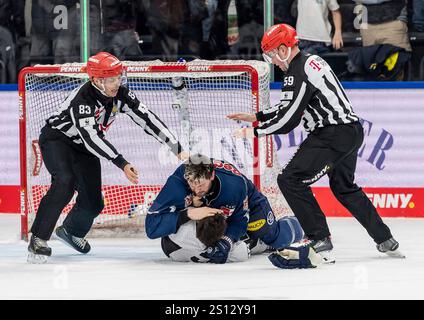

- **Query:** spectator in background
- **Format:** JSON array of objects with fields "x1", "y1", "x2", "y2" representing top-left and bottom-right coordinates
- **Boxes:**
[
  {"x1": 0, "y1": 26, "x2": 15, "y2": 83},
  {"x1": 30, "y1": 0, "x2": 79, "y2": 64},
  {"x1": 0, "y1": 0, "x2": 25, "y2": 83},
  {"x1": 207, "y1": 0, "x2": 239, "y2": 58},
  {"x1": 274, "y1": 0, "x2": 296, "y2": 26},
  {"x1": 100, "y1": 0, "x2": 142, "y2": 60},
  {"x1": 146, "y1": 0, "x2": 185, "y2": 58},
  {"x1": 179, "y1": 0, "x2": 209, "y2": 57},
  {"x1": 412, "y1": 0, "x2": 424, "y2": 31},
  {"x1": 16, "y1": 0, "x2": 31, "y2": 72},
  {"x1": 345, "y1": 0, "x2": 412, "y2": 81},
  {"x1": 233, "y1": 0, "x2": 264, "y2": 59},
  {"x1": 0, "y1": 0, "x2": 26, "y2": 41},
  {"x1": 355, "y1": 0, "x2": 411, "y2": 52},
  {"x1": 207, "y1": 0, "x2": 261, "y2": 59},
  {"x1": 294, "y1": 0, "x2": 344, "y2": 55},
  {"x1": 30, "y1": 1, "x2": 143, "y2": 65},
  {"x1": 199, "y1": 0, "x2": 218, "y2": 58}
]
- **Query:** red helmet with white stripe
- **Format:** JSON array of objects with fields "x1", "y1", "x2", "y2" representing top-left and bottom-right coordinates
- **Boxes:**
[
  {"x1": 261, "y1": 24, "x2": 299, "y2": 53},
  {"x1": 86, "y1": 52, "x2": 123, "y2": 79}
]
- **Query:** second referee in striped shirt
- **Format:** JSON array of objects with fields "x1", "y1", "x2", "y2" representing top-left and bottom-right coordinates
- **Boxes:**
[{"x1": 229, "y1": 24, "x2": 402, "y2": 265}]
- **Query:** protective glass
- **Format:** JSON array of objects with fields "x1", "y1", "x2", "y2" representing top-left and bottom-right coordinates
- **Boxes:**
[
  {"x1": 262, "y1": 48, "x2": 279, "y2": 63},
  {"x1": 104, "y1": 70, "x2": 127, "y2": 85},
  {"x1": 104, "y1": 74, "x2": 123, "y2": 85}
]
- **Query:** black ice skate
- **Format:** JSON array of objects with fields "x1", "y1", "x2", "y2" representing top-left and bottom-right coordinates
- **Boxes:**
[
  {"x1": 27, "y1": 235, "x2": 52, "y2": 264},
  {"x1": 377, "y1": 237, "x2": 405, "y2": 258},
  {"x1": 55, "y1": 226, "x2": 91, "y2": 254},
  {"x1": 309, "y1": 237, "x2": 335, "y2": 264}
]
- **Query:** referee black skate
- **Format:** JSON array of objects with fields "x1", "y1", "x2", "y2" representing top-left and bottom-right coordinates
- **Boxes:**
[
  {"x1": 27, "y1": 52, "x2": 188, "y2": 263},
  {"x1": 228, "y1": 24, "x2": 404, "y2": 263}
]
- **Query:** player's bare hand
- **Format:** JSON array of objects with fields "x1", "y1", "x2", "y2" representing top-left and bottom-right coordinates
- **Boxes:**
[
  {"x1": 124, "y1": 164, "x2": 139, "y2": 184},
  {"x1": 187, "y1": 207, "x2": 222, "y2": 220},
  {"x1": 192, "y1": 196, "x2": 204, "y2": 207},
  {"x1": 177, "y1": 151, "x2": 190, "y2": 161},
  {"x1": 227, "y1": 113, "x2": 257, "y2": 122},
  {"x1": 232, "y1": 127, "x2": 255, "y2": 139}
]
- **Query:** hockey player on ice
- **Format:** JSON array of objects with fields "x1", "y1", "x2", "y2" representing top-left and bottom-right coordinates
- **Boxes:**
[
  {"x1": 159, "y1": 214, "x2": 259, "y2": 263},
  {"x1": 145, "y1": 154, "x2": 321, "y2": 268}
]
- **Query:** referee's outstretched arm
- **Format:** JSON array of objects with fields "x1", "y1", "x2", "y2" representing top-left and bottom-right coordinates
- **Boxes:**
[{"x1": 255, "y1": 79, "x2": 314, "y2": 137}]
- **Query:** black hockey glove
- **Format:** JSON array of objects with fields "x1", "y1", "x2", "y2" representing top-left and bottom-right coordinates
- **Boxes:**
[
  {"x1": 204, "y1": 237, "x2": 232, "y2": 264},
  {"x1": 268, "y1": 243, "x2": 322, "y2": 269}
]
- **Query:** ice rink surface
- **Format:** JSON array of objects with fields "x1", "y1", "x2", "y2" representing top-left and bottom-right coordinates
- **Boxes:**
[{"x1": 1, "y1": 214, "x2": 423, "y2": 300}]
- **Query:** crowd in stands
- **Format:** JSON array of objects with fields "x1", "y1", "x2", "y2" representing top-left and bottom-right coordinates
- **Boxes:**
[{"x1": 1, "y1": 0, "x2": 424, "y2": 83}]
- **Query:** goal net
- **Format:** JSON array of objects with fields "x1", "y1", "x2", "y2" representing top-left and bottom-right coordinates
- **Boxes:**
[{"x1": 19, "y1": 60, "x2": 292, "y2": 240}]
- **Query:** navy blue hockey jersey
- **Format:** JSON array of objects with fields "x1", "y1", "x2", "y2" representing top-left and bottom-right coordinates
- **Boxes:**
[{"x1": 145, "y1": 159, "x2": 268, "y2": 242}]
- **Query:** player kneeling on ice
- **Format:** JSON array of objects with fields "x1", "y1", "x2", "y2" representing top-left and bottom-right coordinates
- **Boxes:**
[
  {"x1": 27, "y1": 52, "x2": 187, "y2": 264},
  {"x1": 145, "y1": 154, "x2": 307, "y2": 266}
]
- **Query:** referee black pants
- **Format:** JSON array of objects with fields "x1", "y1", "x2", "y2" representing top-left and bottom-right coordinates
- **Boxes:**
[
  {"x1": 277, "y1": 122, "x2": 392, "y2": 244},
  {"x1": 30, "y1": 126, "x2": 104, "y2": 240}
]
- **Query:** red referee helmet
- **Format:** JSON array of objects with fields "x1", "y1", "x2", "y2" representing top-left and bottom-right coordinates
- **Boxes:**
[
  {"x1": 86, "y1": 52, "x2": 123, "y2": 79},
  {"x1": 261, "y1": 24, "x2": 299, "y2": 53}
]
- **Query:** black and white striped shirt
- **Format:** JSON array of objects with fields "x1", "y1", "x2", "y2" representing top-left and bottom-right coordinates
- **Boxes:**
[
  {"x1": 46, "y1": 82, "x2": 182, "y2": 169},
  {"x1": 254, "y1": 52, "x2": 359, "y2": 137}
]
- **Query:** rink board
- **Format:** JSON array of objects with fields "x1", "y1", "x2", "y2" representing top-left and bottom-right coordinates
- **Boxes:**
[{"x1": 1, "y1": 87, "x2": 424, "y2": 216}]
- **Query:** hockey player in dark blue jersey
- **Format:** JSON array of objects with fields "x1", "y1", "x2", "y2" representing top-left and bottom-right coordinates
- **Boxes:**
[{"x1": 145, "y1": 154, "x2": 305, "y2": 264}]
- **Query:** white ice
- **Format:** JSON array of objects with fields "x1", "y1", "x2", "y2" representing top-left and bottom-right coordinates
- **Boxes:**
[{"x1": 1, "y1": 214, "x2": 423, "y2": 300}]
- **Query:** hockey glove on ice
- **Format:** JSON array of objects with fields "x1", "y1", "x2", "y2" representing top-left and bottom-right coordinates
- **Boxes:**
[
  {"x1": 203, "y1": 237, "x2": 232, "y2": 264},
  {"x1": 268, "y1": 242, "x2": 322, "y2": 269}
]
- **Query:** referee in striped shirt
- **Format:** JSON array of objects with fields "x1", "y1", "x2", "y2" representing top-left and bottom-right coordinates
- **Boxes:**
[
  {"x1": 28, "y1": 52, "x2": 188, "y2": 263},
  {"x1": 229, "y1": 24, "x2": 403, "y2": 263}
]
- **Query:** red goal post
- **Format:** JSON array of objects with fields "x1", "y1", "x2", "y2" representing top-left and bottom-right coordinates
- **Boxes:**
[{"x1": 19, "y1": 60, "x2": 290, "y2": 240}]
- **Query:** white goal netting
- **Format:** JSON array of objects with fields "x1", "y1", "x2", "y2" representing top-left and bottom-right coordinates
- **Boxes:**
[{"x1": 19, "y1": 60, "x2": 292, "y2": 239}]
